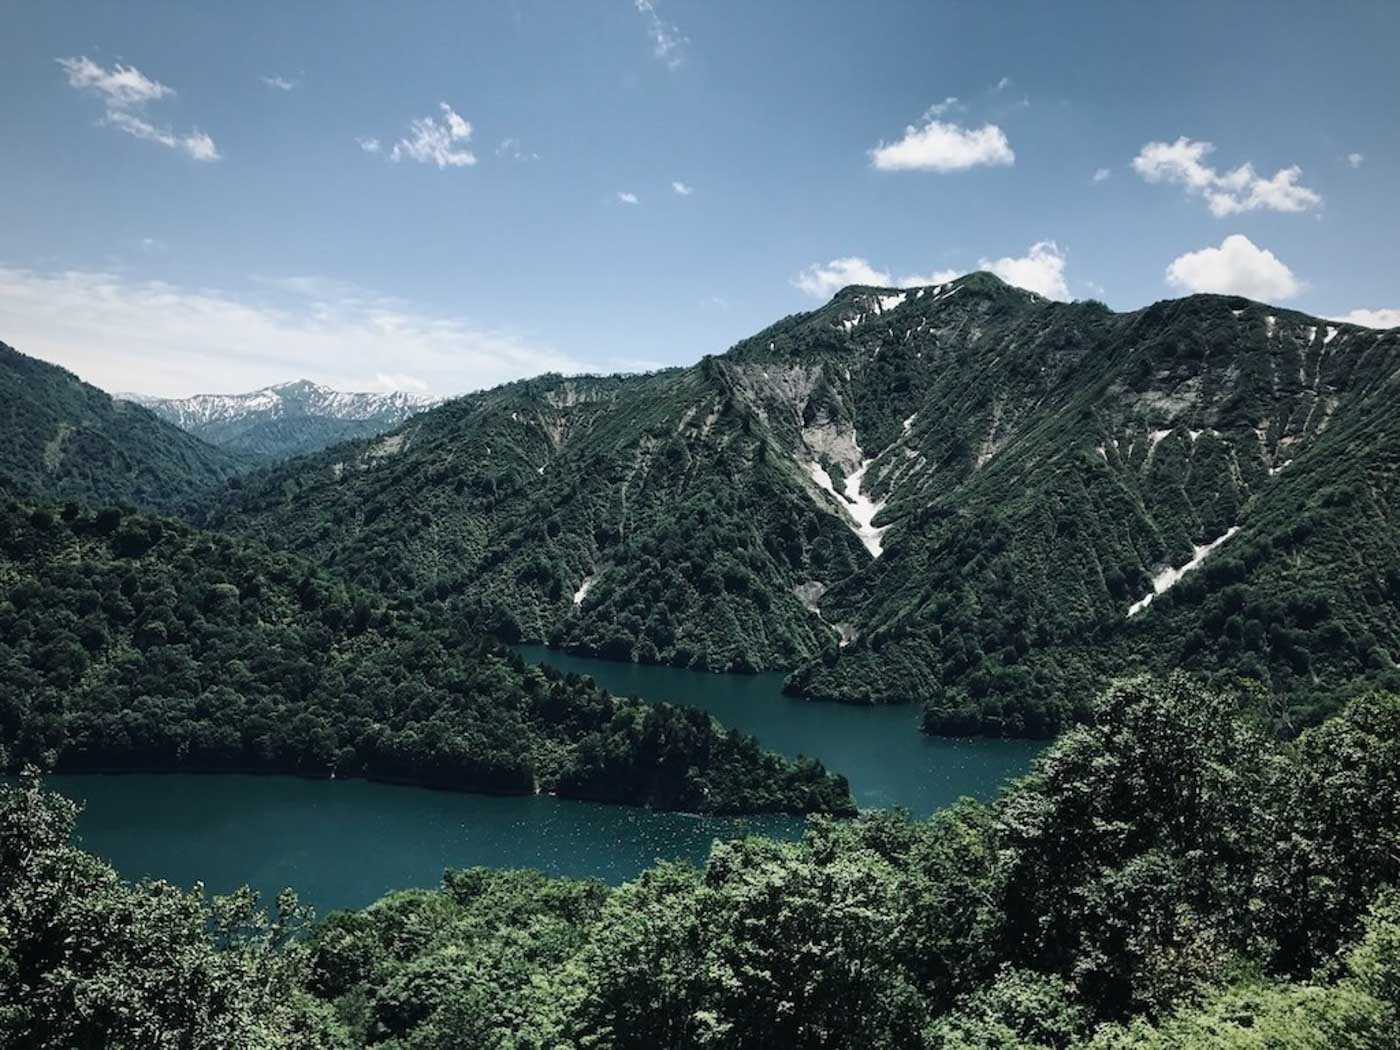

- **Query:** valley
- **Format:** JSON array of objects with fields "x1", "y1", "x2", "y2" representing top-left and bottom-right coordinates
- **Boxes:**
[{"x1": 4, "y1": 276, "x2": 1399, "y2": 1049}]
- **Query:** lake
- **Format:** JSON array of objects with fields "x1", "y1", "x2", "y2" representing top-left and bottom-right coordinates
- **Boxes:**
[{"x1": 47, "y1": 648, "x2": 1043, "y2": 914}]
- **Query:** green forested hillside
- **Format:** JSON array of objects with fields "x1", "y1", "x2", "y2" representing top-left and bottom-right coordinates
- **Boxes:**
[
  {"x1": 207, "y1": 369, "x2": 871, "y2": 672},
  {"x1": 0, "y1": 501, "x2": 851, "y2": 815},
  {"x1": 7, "y1": 677, "x2": 1400, "y2": 1047},
  {"x1": 0, "y1": 341, "x2": 248, "y2": 512},
  {"x1": 208, "y1": 276, "x2": 1400, "y2": 736}
]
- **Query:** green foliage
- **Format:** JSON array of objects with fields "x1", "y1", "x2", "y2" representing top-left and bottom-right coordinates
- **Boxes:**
[
  {"x1": 0, "y1": 769, "x2": 338, "y2": 1048},
  {"x1": 7, "y1": 677, "x2": 1400, "y2": 1047},
  {"x1": 0, "y1": 503, "x2": 851, "y2": 815},
  {"x1": 0, "y1": 341, "x2": 248, "y2": 513}
]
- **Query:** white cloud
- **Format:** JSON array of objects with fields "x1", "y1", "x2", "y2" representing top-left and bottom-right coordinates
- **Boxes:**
[
  {"x1": 671, "y1": 180, "x2": 693, "y2": 195},
  {"x1": 898, "y1": 268, "x2": 962, "y2": 288},
  {"x1": 794, "y1": 244, "x2": 1070, "y2": 301},
  {"x1": 791, "y1": 257, "x2": 961, "y2": 298},
  {"x1": 0, "y1": 265, "x2": 582, "y2": 398},
  {"x1": 57, "y1": 56, "x2": 172, "y2": 107},
  {"x1": 634, "y1": 0, "x2": 687, "y2": 70},
  {"x1": 496, "y1": 137, "x2": 539, "y2": 161},
  {"x1": 357, "y1": 137, "x2": 381, "y2": 154},
  {"x1": 1335, "y1": 307, "x2": 1400, "y2": 329},
  {"x1": 1165, "y1": 234, "x2": 1302, "y2": 301},
  {"x1": 978, "y1": 241, "x2": 1070, "y2": 300},
  {"x1": 1347, "y1": 152, "x2": 1365, "y2": 169},
  {"x1": 792, "y1": 257, "x2": 894, "y2": 297},
  {"x1": 260, "y1": 75, "x2": 296, "y2": 91},
  {"x1": 383, "y1": 103, "x2": 476, "y2": 168},
  {"x1": 617, "y1": 191, "x2": 639, "y2": 205},
  {"x1": 57, "y1": 55, "x2": 219, "y2": 161},
  {"x1": 1132, "y1": 137, "x2": 1321, "y2": 217},
  {"x1": 104, "y1": 111, "x2": 220, "y2": 161},
  {"x1": 1092, "y1": 167, "x2": 1111, "y2": 183},
  {"x1": 870, "y1": 115, "x2": 1014, "y2": 173},
  {"x1": 995, "y1": 76, "x2": 1012, "y2": 92},
  {"x1": 924, "y1": 97, "x2": 962, "y2": 118}
]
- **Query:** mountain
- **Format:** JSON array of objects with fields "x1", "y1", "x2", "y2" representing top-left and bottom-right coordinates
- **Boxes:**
[
  {"x1": 0, "y1": 499, "x2": 851, "y2": 815},
  {"x1": 0, "y1": 340, "x2": 248, "y2": 513},
  {"x1": 207, "y1": 273, "x2": 1400, "y2": 736},
  {"x1": 123, "y1": 379, "x2": 441, "y2": 460}
]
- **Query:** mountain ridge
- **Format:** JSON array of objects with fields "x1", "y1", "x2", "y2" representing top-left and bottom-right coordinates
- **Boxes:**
[
  {"x1": 173, "y1": 273, "x2": 1400, "y2": 733},
  {"x1": 0, "y1": 340, "x2": 249, "y2": 513},
  {"x1": 124, "y1": 379, "x2": 442, "y2": 459}
]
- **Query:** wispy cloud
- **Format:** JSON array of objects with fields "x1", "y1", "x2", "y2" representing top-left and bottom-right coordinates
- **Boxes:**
[
  {"x1": 362, "y1": 103, "x2": 475, "y2": 168},
  {"x1": 1334, "y1": 307, "x2": 1399, "y2": 329},
  {"x1": 57, "y1": 55, "x2": 220, "y2": 161},
  {"x1": 1165, "y1": 234, "x2": 1302, "y2": 300},
  {"x1": 634, "y1": 0, "x2": 687, "y2": 70},
  {"x1": 1132, "y1": 137, "x2": 1321, "y2": 217},
  {"x1": 105, "y1": 111, "x2": 220, "y2": 160},
  {"x1": 1347, "y1": 152, "x2": 1365, "y2": 169},
  {"x1": 0, "y1": 264, "x2": 582, "y2": 397},
  {"x1": 617, "y1": 191, "x2": 639, "y2": 205},
  {"x1": 793, "y1": 243, "x2": 1069, "y2": 301},
  {"x1": 671, "y1": 180, "x2": 693, "y2": 195},
  {"x1": 870, "y1": 108, "x2": 1014, "y2": 173},
  {"x1": 1092, "y1": 167, "x2": 1111, "y2": 183},
  {"x1": 791, "y1": 258, "x2": 960, "y2": 298},
  {"x1": 260, "y1": 74, "x2": 296, "y2": 91},
  {"x1": 57, "y1": 56, "x2": 172, "y2": 107},
  {"x1": 496, "y1": 137, "x2": 539, "y2": 161}
]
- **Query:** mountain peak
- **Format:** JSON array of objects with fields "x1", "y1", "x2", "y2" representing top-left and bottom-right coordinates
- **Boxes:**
[{"x1": 125, "y1": 381, "x2": 441, "y2": 459}]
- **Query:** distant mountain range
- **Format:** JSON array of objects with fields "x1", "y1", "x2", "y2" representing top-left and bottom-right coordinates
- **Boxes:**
[
  {"x1": 122, "y1": 380, "x2": 442, "y2": 459},
  {"x1": 206, "y1": 272, "x2": 1400, "y2": 737}
]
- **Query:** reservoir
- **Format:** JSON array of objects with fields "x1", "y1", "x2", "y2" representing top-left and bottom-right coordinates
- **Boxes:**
[{"x1": 48, "y1": 648, "x2": 1043, "y2": 913}]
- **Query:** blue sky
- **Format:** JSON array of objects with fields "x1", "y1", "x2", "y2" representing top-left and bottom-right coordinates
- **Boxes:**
[{"x1": 1, "y1": 0, "x2": 1397, "y2": 397}]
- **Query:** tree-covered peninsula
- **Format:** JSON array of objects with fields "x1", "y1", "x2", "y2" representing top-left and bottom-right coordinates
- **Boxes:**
[{"x1": 0, "y1": 500, "x2": 851, "y2": 816}]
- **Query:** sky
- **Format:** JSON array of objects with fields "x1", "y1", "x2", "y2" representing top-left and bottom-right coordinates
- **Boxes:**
[{"x1": 1, "y1": 0, "x2": 1397, "y2": 398}]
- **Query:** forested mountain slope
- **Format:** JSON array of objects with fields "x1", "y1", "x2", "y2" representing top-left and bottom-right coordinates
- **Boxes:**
[
  {"x1": 0, "y1": 341, "x2": 248, "y2": 512},
  {"x1": 0, "y1": 501, "x2": 851, "y2": 815},
  {"x1": 125, "y1": 379, "x2": 440, "y2": 460},
  {"x1": 208, "y1": 274, "x2": 1400, "y2": 734}
]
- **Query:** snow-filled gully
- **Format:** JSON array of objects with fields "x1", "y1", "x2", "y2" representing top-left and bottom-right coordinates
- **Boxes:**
[
  {"x1": 805, "y1": 459, "x2": 889, "y2": 558},
  {"x1": 1127, "y1": 527, "x2": 1241, "y2": 617}
]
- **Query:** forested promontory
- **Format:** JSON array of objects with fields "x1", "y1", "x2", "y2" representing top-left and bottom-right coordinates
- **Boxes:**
[{"x1": 0, "y1": 500, "x2": 851, "y2": 815}]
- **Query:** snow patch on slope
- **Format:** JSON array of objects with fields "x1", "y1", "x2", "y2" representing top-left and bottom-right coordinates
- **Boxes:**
[
  {"x1": 1128, "y1": 527, "x2": 1241, "y2": 617},
  {"x1": 805, "y1": 459, "x2": 889, "y2": 558}
]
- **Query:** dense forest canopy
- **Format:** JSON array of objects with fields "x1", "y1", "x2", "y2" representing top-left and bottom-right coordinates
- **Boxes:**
[
  {"x1": 0, "y1": 500, "x2": 851, "y2": 816},
  {"x1": 0, "y1": 341, "x2": 248, "y2": 513},
  {"x1": 6, "y1": 676, "x2": 1400, "y2": 1047}
]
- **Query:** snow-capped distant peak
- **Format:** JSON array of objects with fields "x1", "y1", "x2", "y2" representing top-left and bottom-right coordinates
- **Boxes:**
[
  {"x1": 125, "y1": 380, "x2": 443, "y2": 428},
  {"x1": 121, "y1": 379, "x2": 445, "y2": 459}
]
